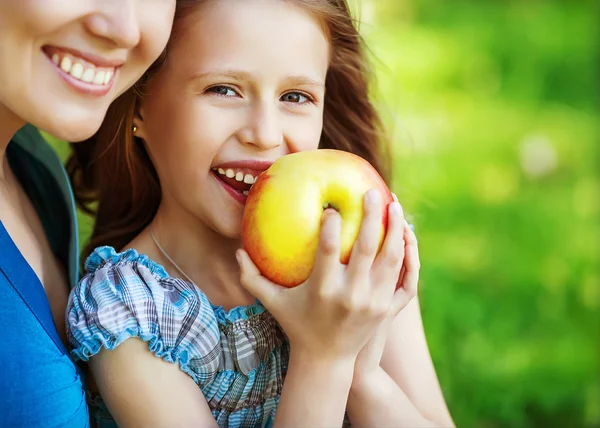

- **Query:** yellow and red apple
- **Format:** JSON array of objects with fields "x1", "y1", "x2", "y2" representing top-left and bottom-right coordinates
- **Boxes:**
[{"x1": 241, "y1": 149, "x2": 394, "y2": 288}]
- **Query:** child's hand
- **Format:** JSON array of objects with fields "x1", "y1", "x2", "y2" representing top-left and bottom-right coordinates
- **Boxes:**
[
  {"x1": 236, "y1": 189, "x2": 406, "y2": 365},
  {"x1": 352, "y1": 218, "x2": 420, "y2": 386}
]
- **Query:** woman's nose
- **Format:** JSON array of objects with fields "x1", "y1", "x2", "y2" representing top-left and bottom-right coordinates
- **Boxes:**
[{"x1": 84, "y1": 0, "x2": 141, "y2": 49}]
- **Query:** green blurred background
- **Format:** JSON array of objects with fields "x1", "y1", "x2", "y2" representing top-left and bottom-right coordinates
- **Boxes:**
[{"x1": 46, "y1": 0, "x2": 599, "y2": 426}]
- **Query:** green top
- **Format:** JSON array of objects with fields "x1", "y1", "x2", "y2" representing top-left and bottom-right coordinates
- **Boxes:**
[{"x1": 10, "y1": 124, "x2": 80, "y2": 288}]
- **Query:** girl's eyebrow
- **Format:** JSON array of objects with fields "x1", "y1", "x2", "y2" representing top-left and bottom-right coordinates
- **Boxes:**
[
  {"x1": 188, "y1": 68, "x2": 325, "y2": 88},
  {"x1": 285, "y1": 75, "x2": 325, "y2": 89},
  {"x1": 188, "y1": 68, "x2": 252, "y2": 82}
]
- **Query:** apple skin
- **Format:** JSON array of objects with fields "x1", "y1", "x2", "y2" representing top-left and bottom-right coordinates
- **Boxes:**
[{"x1": 241, "y1": 149, "x2": 394, "y2": 288}]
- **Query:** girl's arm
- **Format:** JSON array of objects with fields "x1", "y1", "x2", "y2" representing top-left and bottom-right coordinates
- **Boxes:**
[
  {"x1": 274, "y1": 351, "x2": 355, "y2": 427},
  {"x1": 347, "y1": 297, "x2": 455, "y2": 427},
  {"x1": 237, "y1": 191, "x2": 407, "y2": 427},
  {"x1": 89, "y1": 338, "x2": 218, "y2": 428}
]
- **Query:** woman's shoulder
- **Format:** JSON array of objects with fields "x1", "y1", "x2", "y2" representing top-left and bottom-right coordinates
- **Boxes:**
[{"x1": 66, "y1": 246, "x2": 221, "y2": 383}]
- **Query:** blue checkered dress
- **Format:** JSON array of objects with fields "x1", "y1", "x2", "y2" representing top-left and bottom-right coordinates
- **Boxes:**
[{"x1": 66, "y1": 246, "x2": 289, "y2": 428}]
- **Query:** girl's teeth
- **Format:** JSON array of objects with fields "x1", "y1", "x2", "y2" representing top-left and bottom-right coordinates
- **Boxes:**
[
  {"x1": 242, "y1": 190, "x2": 249, "y2": 196},
  {"x1": 214, "y1": 167, "x2": 258, "y2": 188},
  {"x1": 52, "y1": 54, "x2": 60, "y2": 65}
]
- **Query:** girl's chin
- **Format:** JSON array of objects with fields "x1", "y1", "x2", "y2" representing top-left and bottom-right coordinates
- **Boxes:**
[{"x1": 204, "y1": 213, "x2": 244, "y2": 242}]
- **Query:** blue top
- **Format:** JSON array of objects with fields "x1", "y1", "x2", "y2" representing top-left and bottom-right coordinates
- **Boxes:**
[
  {"x1": 0, "y1": 125, "x2": 89, "y2": 427},
  {"x1": 67, "y1": 246, "x2": 290, "y2": 428}
]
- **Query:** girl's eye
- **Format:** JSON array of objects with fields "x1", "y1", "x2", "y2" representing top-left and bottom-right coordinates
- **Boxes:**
[
  {"x1": 207, "y1": 85, "x2": 238, "y2": 97},
  {"x1": 281, "y1": 92, "x2": 311, "y2": 104}
]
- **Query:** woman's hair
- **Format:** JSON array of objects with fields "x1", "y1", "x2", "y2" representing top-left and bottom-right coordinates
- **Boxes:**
[{"x1": 68, "y1": 0, "x2": 392, "y2": 267}]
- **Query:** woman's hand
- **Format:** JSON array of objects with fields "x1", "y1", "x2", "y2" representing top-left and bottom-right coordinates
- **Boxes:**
[
  {"x1": 352, "y1": 213, "x2": 421, "y2": 387},
  {"x1": 236, "y1": 188, "x2": 406, "y2": 365}
]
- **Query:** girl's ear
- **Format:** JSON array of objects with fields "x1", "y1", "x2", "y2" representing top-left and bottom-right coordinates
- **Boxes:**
[{"x1": 132, "y1": 105, "x2": 146, "y2": 139}]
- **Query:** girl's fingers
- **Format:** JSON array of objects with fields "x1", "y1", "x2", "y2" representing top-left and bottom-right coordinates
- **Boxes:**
[
  {"x1": 372, "y1": 200, "x2": 405, "y2": 292},
  {"x1": 392, "y1": 222, "x2": 420, "y2": 313},
  {"x1": 396, "y1": 265, "x2": 406, "y2": 289},
  {"x1": 346, "y1": 189, "x2": 384, "y2": 287},
  {"x1": 309, "y1": 208, "x2": 344, "y2": 293},
  {"x1": 237, "y1": 249, "x2": 282, "y2": 308}
]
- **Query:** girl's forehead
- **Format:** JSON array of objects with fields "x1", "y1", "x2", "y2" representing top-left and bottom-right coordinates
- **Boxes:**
[{"x1": 169, "y1": 0, "x2": 330, "y2": 76}]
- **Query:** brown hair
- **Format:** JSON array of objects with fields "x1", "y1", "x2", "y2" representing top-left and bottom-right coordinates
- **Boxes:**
[{"x1": 68, "y1": 0, "x2": 392, "y2": 268}]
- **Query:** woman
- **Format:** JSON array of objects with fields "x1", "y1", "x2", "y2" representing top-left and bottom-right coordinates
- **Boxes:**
[{"x1": 0, "y1": 1, "x2": 176, "y2": 426}]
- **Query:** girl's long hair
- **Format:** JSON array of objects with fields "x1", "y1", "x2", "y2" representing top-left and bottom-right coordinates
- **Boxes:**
[{"x1": 67, "y1": 0, "x2": 392, "y2": 268}]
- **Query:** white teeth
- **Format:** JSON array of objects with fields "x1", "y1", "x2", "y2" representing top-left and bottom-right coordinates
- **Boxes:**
[
  {"x1": 60, "y1": 57, "x2": 72, "y2": 73},
  {"x1": 242, "y1": 190, "x2": 249, "y2": 196},
  {"x1": 93, "y1": 70, "x2": 105, "y2": 85},
  {"x1": 81, "y1": 68, "x2": 95, "y2": 83},
  {"x1": 214, "y1": 167, "x2": 258, "y2": 188},
  {"x1": 104, "y1": 70, "x2": 113, "y2": 85},
  {"x1": 52, "y1": 52, "x2": 114, "y2": 86},
  {"x1": 69, "y1": 62, "x2": 84, "y2": 79}
]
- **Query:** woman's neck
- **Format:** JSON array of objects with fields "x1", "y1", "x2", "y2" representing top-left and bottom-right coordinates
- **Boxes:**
[
  {"x1": 145, "y1": 200, "x2": 255, "y2": 310},
  {"x1": 0, "y1": 103, "x2": 26, "y2": 180}
]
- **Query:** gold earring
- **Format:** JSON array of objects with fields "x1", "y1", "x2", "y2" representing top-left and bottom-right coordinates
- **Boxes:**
[{"x1": 132, "y1": 125, "x2": 138, "y2": 133}]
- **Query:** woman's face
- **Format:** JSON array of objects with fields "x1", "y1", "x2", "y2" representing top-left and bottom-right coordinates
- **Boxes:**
[{"x1": 0, "y1": 0, "x2": 176, "y2": 141}]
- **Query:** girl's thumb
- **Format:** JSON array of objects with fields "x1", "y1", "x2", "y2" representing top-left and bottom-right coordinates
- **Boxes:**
[{"x1": 236, "y1": 249, "x2": 278, "y2": 306}]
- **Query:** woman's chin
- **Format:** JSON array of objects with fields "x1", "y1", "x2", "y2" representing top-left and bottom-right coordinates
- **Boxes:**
[
  {"x1": 33, "y1": 104, "x2": 109, "y2": 142},
  {"x1": 41, "y1": 121, "x2": 101, "y2": 143}
]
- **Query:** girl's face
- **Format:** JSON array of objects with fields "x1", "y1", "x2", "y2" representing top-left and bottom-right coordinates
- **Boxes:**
[
  {"x1": 0, "y1": 0, "x2": 175, "y2": 141},
  {"x1": 136, "y1": 0, "x2": 330, "y2": 239}
]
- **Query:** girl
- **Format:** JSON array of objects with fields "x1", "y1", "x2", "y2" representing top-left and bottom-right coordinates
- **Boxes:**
[
  {"x1": 0, "y1": 1, "x2": 175, "y2": 426},
  {"x1": 67, "y1": 0, "x2": 454, "y2": 427}
]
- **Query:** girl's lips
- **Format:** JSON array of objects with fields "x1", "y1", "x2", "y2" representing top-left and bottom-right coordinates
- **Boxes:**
[
  {"x1": 210, "y1": 159, "x2": 275, "y2": 205},
  {"x1": 212, "y1": 171, "x2": 249, "y2": 205},
  {"x1": 211, "y1": 159, "x2": 276, "y2": 204},
  {"x1": 212, "y1": 159, "x2": 274, "y2": 172}
]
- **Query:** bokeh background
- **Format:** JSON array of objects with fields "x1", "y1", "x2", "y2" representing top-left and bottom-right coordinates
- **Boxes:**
[{"x1": 47, "y1": 0, "x2": 598, "y2": 426}]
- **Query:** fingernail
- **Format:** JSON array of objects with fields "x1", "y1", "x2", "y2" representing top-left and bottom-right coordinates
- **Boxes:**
[
  {"x1": 322, "y1": 208, "x2": 334, "y2": 222},
  {"x1": 365, "y1": 189, "x2": 381, "y2": 204},
  {"x1": 235, "y1": 250, "x2": 242, "y2": 264},
  {"x1": 392, "y1": 192, "x2": 398, "y2": 202},
  {"x1": 390, "y1": 201, "x2": 403, "y2": 216}
]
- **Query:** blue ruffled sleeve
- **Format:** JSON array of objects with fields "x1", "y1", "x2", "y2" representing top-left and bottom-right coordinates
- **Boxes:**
[{"x1": 66, "y1": 246, "x2": 221, "y2": 384}]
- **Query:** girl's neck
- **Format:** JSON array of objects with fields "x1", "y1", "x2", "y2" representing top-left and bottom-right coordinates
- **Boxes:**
[
  {"x1": 145, "y1": 201, "x2": 255, "y2": 310},
  {"x1": 0, "y1": 102, "x2": 26, "y2": 181}
]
